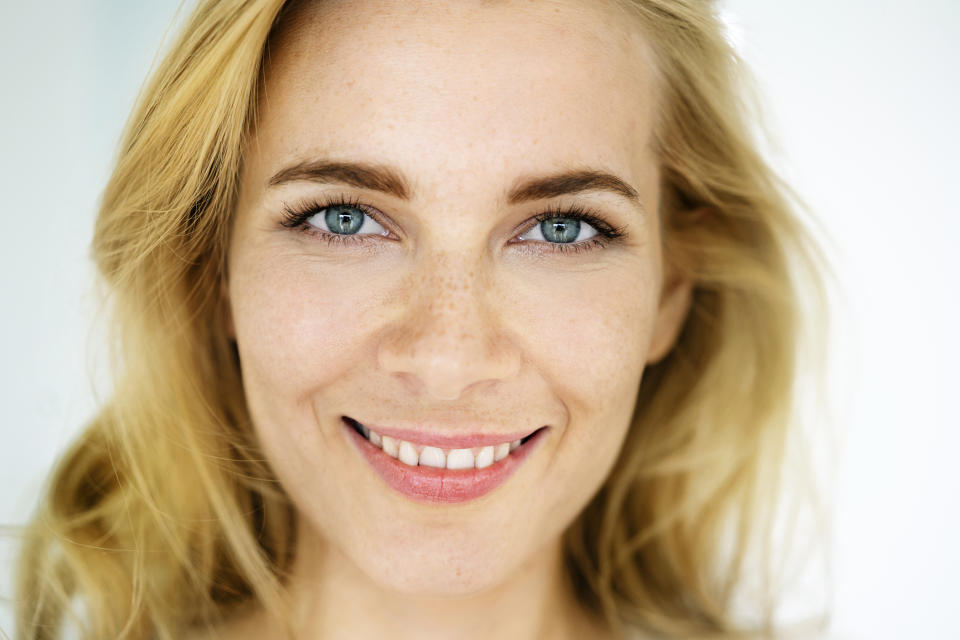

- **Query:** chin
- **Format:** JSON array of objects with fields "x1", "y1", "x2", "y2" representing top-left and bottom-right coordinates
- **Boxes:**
[{"x1": 344, "y1": 530, "x2": 526, "y2": 598}]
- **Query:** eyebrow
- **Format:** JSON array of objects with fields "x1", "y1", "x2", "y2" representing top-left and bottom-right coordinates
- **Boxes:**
[{"x1": 268, "y1": 160, "x2": 642, "y2": 207}]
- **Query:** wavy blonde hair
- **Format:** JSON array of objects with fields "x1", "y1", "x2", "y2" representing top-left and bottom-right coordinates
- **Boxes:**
[{"x1": 15, "y1": 0, "x2": 825, "y2": 638}]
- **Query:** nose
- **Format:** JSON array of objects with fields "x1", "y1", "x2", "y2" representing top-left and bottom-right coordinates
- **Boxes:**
[{"x1": 377, "y1": 253, "x2": 522, "y2": 401}]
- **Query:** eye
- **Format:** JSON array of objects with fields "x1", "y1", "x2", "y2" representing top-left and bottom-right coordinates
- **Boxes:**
[
  {"x1": 517, "y1": 215, "x2": 599, "y2": 245},
  {"x1": 281, "y1": 196, "x2": 626, "y2": 254},
  {"x1": 280, "y1": 196, "x2": 393, "y2": 247},
  {"x1": 511, "y1": 203, "x2": 627, "y2": 255},
  {"x1": 304, "y1": 204, "x2": 389, "y2": 237}
]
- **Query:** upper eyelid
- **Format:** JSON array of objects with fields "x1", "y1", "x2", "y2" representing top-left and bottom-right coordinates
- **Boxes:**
[{"x1": 528, "y1": 209, "x2": 613, "y2": 232}]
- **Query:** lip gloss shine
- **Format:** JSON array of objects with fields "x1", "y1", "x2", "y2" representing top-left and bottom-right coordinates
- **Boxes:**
[{"x1": 343, "y1": 420, "x2": 546, "y2": 503}]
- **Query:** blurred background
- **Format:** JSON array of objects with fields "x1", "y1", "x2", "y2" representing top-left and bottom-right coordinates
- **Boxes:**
[{"x1": 1, "y1": 1, "x2": 957, "y2": 637}]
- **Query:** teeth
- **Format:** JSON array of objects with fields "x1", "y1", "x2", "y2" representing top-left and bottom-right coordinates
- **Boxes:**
[
  {"x1": 475, "y1": 446, "x2": 494, "y2": 469},
  {"x1": 356, "y1": 422, "x2": 533, "y2": 469},
  {"x1": 381, "y1": 435, "x2": 399, "y2": 458},
  {"x1": 446, "y1": 448, "x2": 475, "y2": 470},
  {"x1": 398, "y1": 440, "x2": 419, "y2": 466},
  {"x1": 419, "y1": 446, "x2": 446, "y2": 468}
]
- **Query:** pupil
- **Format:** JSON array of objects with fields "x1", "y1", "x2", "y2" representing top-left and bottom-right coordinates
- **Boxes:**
[
  {"x1": 326, "y1": 205, "x2": 364, "y2": 234},
  {"x1": 541, "y1": 218, "x2": 580, "y2": 244}
]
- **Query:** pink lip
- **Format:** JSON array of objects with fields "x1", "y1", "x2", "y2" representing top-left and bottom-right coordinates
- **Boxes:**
[{"x1": 343, "y1": 419, "x2": 547, "y2": 504}]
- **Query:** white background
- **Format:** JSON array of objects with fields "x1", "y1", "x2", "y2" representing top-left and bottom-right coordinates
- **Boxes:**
[{"x1": 1, "y1": 2, "x2": 957, "y2": 638}]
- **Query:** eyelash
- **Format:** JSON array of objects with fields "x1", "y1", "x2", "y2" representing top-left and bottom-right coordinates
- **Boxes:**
[{"x1": 280, "y1": 193, "x2": 627, "y2": 255}]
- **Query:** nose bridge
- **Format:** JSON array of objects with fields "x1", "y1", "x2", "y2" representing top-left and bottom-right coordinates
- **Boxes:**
[{"x1": 377, "y1": 250, "x2": 521, "y2": 401}]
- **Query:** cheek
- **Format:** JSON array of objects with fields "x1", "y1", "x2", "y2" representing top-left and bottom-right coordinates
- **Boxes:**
[
  {"x1": 231, "y1": 247, "x2": 659, "y2": 415},
  {"x1": 512, "y1": 260, "x2": 659, "y2": 419},
  {"x1": 227, "y1": 253, "x2": 391, "y2": 443},
  {"x1": 505, "y1": 258, "x2": 660, "y2": 530},
  {"x1": 233, "y1": 271, "x2": 352, "y2": 386},
  {"x1": 230, "y1": 239, "x2": 658, "y2": 472}
]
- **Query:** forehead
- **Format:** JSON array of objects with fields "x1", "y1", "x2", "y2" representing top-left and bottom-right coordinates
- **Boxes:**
[{"x1": 252, "y1": 0, "x2": 659, "y2": 199}]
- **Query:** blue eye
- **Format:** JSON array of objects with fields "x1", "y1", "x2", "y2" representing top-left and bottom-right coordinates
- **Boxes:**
[
  {"x1": 303, "y1": 204, "x2": 389, "y2": 237},
  {"x1": 281, "y1": 196, "x2": 625, "y2": 254},
  {"x1": 518, "y1": 216, "x2": 598, "y2": 244}
]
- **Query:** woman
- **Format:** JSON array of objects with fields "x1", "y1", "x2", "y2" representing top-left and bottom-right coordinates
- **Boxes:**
[{"x1": 16, "y1": 0, "x2": 823, "y2": 638}]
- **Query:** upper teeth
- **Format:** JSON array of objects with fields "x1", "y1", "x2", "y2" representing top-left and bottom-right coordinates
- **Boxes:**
[{"x1": 361, "y1": 427, "x2": 523, "y2": 470}]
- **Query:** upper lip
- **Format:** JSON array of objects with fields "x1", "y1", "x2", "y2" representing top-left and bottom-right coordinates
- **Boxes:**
[{"x1": 344, "y1": 416, "x2": 542, "y2": 449}]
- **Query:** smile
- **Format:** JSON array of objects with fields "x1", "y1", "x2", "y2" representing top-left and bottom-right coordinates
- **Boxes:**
[{"x1": 342, "y1": 416, "x2": 548, "y2": 503}]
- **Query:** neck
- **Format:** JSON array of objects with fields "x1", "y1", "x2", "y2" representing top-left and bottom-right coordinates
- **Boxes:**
[{"x1": 264, "y1": 517, "x2": 607, "y2": 640}]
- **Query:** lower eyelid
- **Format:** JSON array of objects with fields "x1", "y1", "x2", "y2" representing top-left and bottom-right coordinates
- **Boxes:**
[
  {"x1": 296, "y1": 226, "x2": 609, "y2": 257},
  {"x1": 522, "y1": 235, "x2": 612, "y2": 254}
]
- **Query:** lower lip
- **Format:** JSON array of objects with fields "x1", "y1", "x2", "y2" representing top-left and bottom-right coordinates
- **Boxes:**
[{"x1": 343, "y1": 419, "x2": 547, "y2": 504}]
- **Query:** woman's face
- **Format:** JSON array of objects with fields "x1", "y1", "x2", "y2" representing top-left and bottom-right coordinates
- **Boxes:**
[{"x1": 227, "y1": 0, "x2": 689, "y2": 597}]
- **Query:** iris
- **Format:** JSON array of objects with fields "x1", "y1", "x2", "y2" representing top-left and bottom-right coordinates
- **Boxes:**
[
  {"x1": 541, "y1": 218, "x2": 580, "y2": 243},
  {"x1": 324, "y1": 205, "x2": 365, "y2": 234}
]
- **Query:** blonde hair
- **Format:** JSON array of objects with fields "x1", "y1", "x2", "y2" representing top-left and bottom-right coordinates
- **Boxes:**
[{"x1": 16, "y1": 0, "x2": 825, "y2": 638}]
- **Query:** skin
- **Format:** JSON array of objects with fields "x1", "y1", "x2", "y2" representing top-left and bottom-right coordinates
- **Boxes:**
[{"x1": 222, "y1": 0, "x2": 692, "y2": 637}]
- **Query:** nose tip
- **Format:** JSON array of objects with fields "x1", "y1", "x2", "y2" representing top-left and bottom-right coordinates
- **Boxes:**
[
  {"x1": 376, "y1": 264, "x2": 521, "y2": 401},
  {"x1": 378, "y1": 322, "x2": 522, "y2": 401}
]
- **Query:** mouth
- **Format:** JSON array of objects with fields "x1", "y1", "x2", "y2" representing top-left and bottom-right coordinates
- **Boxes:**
[
  {"x1": 344, "y1": 416, "x2": 543, "y2": 469},
  {"x1": 342, "y1": 416, "x2": 548, "y2": 503}
]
